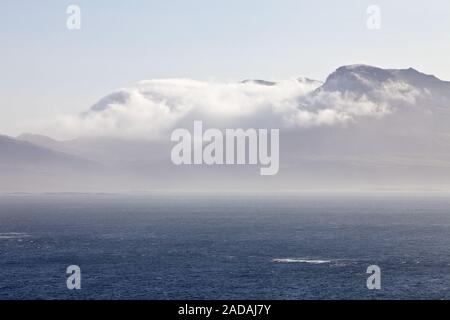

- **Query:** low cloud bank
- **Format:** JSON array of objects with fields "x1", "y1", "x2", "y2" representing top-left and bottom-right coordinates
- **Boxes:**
[{"x1": 37, "y1": 76, "x2": 424, "y2": 140}]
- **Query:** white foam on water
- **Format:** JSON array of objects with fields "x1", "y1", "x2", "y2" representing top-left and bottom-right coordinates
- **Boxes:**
[
  {"x1": 0, "y1": 233, "x2": 31, "y2": 240},
  {"x1": 272, "y1": 258, "x2": 332, "y2": 264}
]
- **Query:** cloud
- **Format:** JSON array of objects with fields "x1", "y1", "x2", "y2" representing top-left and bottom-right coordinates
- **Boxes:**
[
  {"x1": 375, "y1": 80, "x2": 424, "y2": 105},
  {"x1": 289, "y1": 90, "x2": 391, "y2": 127},
  {"x1": 35, "y1": 77, "x2": 423, "y2": 139}
]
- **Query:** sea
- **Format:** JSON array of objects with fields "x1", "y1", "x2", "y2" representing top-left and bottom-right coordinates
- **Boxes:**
[{"x1": 0, "y1": 193, "x2": 449, "y2": 300}]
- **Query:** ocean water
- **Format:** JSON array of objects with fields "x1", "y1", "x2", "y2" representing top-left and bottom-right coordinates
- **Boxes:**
[{"x1": 0, "y1": 193, "x2": 450, "y2": 300}]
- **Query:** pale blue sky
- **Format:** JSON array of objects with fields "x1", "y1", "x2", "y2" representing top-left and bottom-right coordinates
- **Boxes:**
[{"x1": 1, "y1": 0, "x2": 450, "y2": 135}]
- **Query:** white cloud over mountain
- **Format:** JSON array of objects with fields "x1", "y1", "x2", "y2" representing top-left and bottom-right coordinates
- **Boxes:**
[
  {"x1": 35, "y1": 65, "x2": 446, "y2": 140},
  {"x1": 5, "y1": 65, "x2": 450, "y2": 192},
  {"x1": 50, "y1": 78, "x2": 318, "y2": 139}
]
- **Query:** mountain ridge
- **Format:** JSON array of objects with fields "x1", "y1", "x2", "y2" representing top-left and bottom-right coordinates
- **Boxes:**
[{"x1": 4, "y1": 64, "x2": 450, "y2": 192}]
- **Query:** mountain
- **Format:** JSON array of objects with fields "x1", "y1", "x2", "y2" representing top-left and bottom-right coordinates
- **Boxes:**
[
  {"x1": 0, "y1": 135, "x2": 98, "y2": 169},
  {"x1": 18, "y1": 134, "x2": 168, "y2": 166},
  {"x1": 321, "y1": 64, "x2": 450, "y2": 92},
  {"x1": 3, "y1": 64, "x2": 450, "y2": 192},
  {"x1": 17, "y1": 133, "x2": 63, "y2": 152},
  {"x1": 0, "y1": 135, "x2": 103, "y2": 192},
  {"x1": 317, "y1": 64, "x2": 450, "y2": 107},
  {"x1": 241, "y1": 77, "x2": 322, "y2": 87},
  {"x1": 241, "y1": 79, "x2": 276, "y2": 86}
]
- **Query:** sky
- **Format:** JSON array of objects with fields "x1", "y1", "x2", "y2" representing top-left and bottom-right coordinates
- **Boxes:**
[{"x1": 1, "y1": 0, "x2": 450, "y2": 136}]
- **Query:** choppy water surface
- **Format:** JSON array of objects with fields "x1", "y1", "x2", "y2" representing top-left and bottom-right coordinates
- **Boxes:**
[{"x1": 1, "y1": 193, "x2": 449, "y2": 299}]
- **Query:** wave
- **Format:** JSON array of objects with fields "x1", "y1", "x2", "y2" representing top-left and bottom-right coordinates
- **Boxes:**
[
  {"x1": 0, "y1": 232, "x2": 31, "y2": 240},
  {"x1": 272, "y1": 258, "x2": 332, "y2": 264}
]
